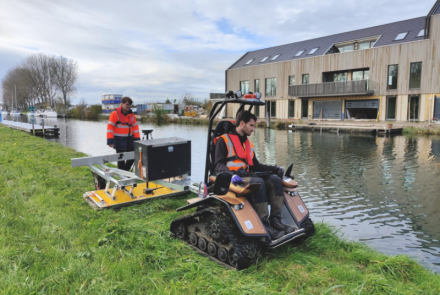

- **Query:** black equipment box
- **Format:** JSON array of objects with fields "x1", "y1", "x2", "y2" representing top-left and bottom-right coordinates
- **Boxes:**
[{"x1": 134, "y1": 137, "x2": 191, "y2": 181}]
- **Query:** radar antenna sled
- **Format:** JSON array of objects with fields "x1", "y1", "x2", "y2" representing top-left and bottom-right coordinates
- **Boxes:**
[
  {"x1": 169, "y1": 91, "x2": 315, "y2": 270},
  {"x1": 70, "y1": 129, "x2": 196, "y2": 210}
]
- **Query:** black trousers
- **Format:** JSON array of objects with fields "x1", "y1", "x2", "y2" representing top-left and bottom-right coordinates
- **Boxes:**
[
  {"x1": 242, "y1": 175, "x2": 284, "y2": 221},
  {"x1": 116, "y1": 149, "x2": 134, "y2": 171}
]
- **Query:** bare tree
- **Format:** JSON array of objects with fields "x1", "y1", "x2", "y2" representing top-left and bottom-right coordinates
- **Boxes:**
[
  {"x1": 22, "y1": 54, "x2": 58, "y2": 107},
  {"x1": 1, "y1": 66, "x2": 34, "y2": 111},
  {"x1": 51, "y1": 56, "x2": 77, "y2": 107},
  {"x1": 1, "y1": 53, "x2": 78, "y2": 111}
]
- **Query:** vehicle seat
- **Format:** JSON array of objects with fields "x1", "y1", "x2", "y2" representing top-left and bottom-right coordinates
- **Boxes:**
[{"x1": 209, "y1": 120, "x2": 236, "y2": 176}]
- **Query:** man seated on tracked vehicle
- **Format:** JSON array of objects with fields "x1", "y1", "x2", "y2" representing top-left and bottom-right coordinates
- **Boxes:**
[{"x1": 215, "y1": 110, "x2": 295, "y2": 240}]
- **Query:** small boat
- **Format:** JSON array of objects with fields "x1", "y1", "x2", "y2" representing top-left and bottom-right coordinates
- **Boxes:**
[
  {"x1": 37, "y1": 108, "x2": 58, "y2": 118},
  {"x1": 42, "y1": 108, "x2": 58, "y2": 118},
  {"x1": 0, "y1": 110, "x2": 9, "y2": 116},
  {"x1": 10, "y1": 110, "x2": 21, "y2": 116}
]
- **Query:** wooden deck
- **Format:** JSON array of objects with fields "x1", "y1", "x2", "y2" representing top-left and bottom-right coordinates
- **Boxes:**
[
  {"x1": 287, "y1": 124, "x2": 403, "y2": 135},
  {"x1": 0, "y1": 120, "x2": 60, "y2": 137}
]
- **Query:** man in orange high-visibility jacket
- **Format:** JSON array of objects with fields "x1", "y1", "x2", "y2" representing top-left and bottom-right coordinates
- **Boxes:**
[
  {"x1": 215, "y1": 110, "x2": 295, "y2": 240},
  {"x1": 107, "y1": 96, "x2": 140, "y2": 171}
]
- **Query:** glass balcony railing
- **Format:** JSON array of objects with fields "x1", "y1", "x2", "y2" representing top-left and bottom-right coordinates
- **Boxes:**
[{"x1": 288, "y1": 79, "x2": 375, "y2": 98}]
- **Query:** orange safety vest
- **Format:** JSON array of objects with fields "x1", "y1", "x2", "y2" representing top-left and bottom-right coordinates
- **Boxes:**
[
  {"x1": 217, "y1": 134, "x2": 254, "y2": 172},
  {"x1": 107, "y1": 107, "x2": 140, "y2": 150}
]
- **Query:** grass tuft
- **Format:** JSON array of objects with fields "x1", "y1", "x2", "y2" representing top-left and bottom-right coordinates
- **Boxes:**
[{"x1": 403, "y1": 125, "x2": 440, "y2": 135}]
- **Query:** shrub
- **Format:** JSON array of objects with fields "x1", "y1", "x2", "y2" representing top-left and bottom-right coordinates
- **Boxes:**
[
  {"x1": 86, "y1": 105, "x2": 102, "y2": 120},
  {"x1": 274, "y1": 121, "x2": 286, "y2": 130}
]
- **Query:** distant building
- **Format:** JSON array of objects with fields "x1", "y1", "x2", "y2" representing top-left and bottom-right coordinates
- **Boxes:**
[
  {"x1": 101, "y1": 94, "x2": 122, "y2": 114},
  {"x1": 136, "y1": 103, "x2": 182, "y2": 115},
  {"x1": 226, "y1": 0, "x2": 440, "y2": 122}
]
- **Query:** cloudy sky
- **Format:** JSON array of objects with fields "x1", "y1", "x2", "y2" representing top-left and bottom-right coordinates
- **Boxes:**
[{"x1": 0, "y1": 0, "x2": 436, "y2": 105}]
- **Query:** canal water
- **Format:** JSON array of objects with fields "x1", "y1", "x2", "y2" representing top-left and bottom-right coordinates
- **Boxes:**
[{"x1": 5, "y1": 115, "x2": 440, "y2": 272}]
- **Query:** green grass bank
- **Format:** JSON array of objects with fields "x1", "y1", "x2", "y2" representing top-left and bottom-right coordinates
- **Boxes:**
[{"x1": 1, "y1": 125, "x2": 439, "y2": 294}]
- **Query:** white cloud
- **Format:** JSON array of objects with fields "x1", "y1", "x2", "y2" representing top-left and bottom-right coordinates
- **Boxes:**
[{"x1": 0, "y1": 0, "x2": 435, "y2": 105}]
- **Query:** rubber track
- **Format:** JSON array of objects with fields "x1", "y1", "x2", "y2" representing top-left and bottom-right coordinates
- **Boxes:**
[{"x1": 170, "y1": 208, "x2": 261, "y2": 270}]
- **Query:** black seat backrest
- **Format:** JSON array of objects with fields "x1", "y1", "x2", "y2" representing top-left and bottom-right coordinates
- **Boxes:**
[
  {"x1": 209, "y1": 121, "x2": 236, "y2": 176},
  {"x1": 213, "y1": 120, "x2": 235, "y2": 138},
  {"x1": 213, "y1": 173, "x2": 232, "y2": 195}
]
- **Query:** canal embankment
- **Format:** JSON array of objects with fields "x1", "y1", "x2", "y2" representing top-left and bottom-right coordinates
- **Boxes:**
[
  {"x1": 104, "y1": 112, "x2": 440, "y2": 134},
  {"x1": 0, "y1": 125, "x2": 439, "y2": 294}
]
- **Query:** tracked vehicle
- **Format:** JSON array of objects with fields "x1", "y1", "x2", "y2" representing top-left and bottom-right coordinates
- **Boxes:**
[{"x1": 170, "y1": 91, "x2": 315, "y2": 270}]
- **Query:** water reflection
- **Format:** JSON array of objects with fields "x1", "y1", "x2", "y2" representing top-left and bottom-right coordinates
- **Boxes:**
[{"x1": 4, "y1": 115, "x2": 440, "y2": 272}]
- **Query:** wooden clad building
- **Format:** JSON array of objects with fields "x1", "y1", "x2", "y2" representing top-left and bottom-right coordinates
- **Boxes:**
[{"x1": 225, "y1": 1, "x2": 440, "y2": 122}]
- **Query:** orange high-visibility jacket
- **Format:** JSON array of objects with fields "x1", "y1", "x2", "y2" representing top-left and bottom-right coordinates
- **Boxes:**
[
  {"x1": 107, "y1": 107, "x2": 140, "y2": 150},
  {"x1": 218, "y1": 133, "x2": 255, "y2": 172}
]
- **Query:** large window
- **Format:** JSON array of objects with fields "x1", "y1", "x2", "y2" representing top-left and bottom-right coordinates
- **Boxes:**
[
  {"x1": 288, "y1": 100, "x2": 295, "y2": 118},
  {"x1": 324, "y1": 71, "x2": 347, "y2": 82},
  {"x1": 339, "y1": 44, "x2": 354, "y2": 53},
  {"x1": 352, "y1": 69, "x2": 369, "y2": 81},
  {"x1": 302, "y1": 99, "x2": 308, "y2": 118},
  {"x1": 254, "y1": 79, "x2": 260, "y2": 93},
  {"x1": 387, "y1": 65, "x2": 398, "y2": 90},
  {"x1": 289, "y1": 75, "x2": 295, "y2": 86},
  {"x1": 409, "y1": 62, "x2": 422, "y2": 89},
  {"x1": 302, "y1": 74, "x2": 309, "y2": 85},
  {"x1": 265, "y1": 78, "x2": 276, "y2": 97},
  {"x1": 386, "y1": 96, "x2": 397, "y2": 120},
  {"x1": 408, "y1": 95, "x2": 420, "y2": 120},
  {"x1": 270, "y1": 101, "x2": 276, "y2": 117},
  {"x1": 240, "y1": 81, "x2": 249, "y2": 95},
  {"x1": 335, "y1": 38, "x2": 377, "y2": 53}
]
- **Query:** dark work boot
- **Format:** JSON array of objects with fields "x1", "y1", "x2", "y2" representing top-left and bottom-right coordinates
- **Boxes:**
[
  {"x1": 270, "y1": 214, "x2": 296, "y2": 234},
  {"x1": 262, "y1": 220, "x2": 285, "y2": 240}
]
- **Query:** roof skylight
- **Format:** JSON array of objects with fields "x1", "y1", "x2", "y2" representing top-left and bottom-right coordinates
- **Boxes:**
[
  {"x1": 417, "y1": 29, "x2": 424, "y2": 37},
  {"x1": 260, "y1": 56, "x2": 269, "y2": 62},
  {"x1": 270, "y1": 54, "x2": 280, "y2": 61},
  {"x1": 308, "y1": 48, "x2": 319, "y2": 54},
  {"x1": 245, "y1": 59, "x2": 254, "y2": 65},
  {"x1": 295, "y1": 50, "x2": 305, "y2": 57},
  {"x1": 394, "y1": 32, "x2": 408, "y2": 41}
]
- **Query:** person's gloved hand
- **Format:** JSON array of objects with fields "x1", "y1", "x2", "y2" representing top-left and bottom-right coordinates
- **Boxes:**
[
  {"x1": 276, "y1": 166, "x2": 285, "y2": 178},
  {"x1": 231, "y1": 175, "x2": 243, "y2": 185}
]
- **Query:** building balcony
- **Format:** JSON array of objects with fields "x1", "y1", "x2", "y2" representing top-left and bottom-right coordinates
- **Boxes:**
[{"x1": 288, "y1": 79, "x2": 375, "y2": 98}]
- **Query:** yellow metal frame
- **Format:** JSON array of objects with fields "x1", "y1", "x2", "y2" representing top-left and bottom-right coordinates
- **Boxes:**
[{"x1": 84, "y1": 182, "x2": 187, "y2": 210}]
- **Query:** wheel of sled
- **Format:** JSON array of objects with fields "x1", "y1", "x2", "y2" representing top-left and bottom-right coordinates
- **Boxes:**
[
  {"x1": 189, "y1": 233, "x2": 198, "y2": 246},
  {"x1": 92, "y1": 172, "x2": 106, "y2": 190},
  {"x1": 218, "y1": 247, "x2": 228, "y2": 262},
  {"x1": 175, "y1": 223, "x2": 186, "y2": 239},
  {"x1": 198, "y1": 237, "x2": 207, "y2": 251},
  {"x1": 228, "y1": 248, "x2": 239, "y2": 267},
  {"x1": 207, "y1": 242, "x2": 217, "y2": 256}
]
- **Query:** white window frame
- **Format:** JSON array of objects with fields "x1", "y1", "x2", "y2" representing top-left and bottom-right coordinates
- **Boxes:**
[
  {"x1": 295, "y1": 50, "x2": 305, "y2": 57},
  {"x1": 308, "y1": 48, "x2": 319, "y2": 55},
  {"x1": 270, "y1": 54, "x2": 280, "y2": 61},
  {"x1": 394, "y1": 32, "x2": 408, "y2": 41}
]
